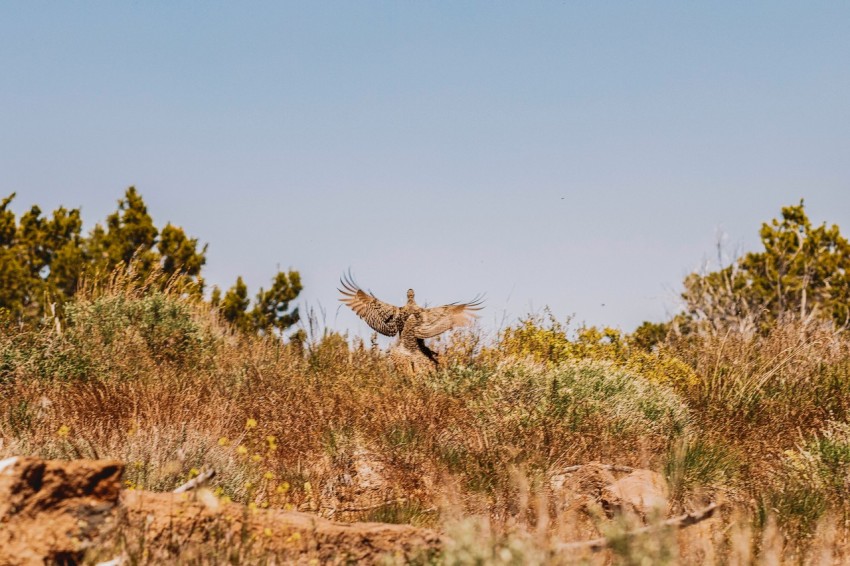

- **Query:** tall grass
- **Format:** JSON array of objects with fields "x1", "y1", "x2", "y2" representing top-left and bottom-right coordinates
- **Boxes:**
[{"x1": 2, "y1": 274, "x2": 850, "y2": 562}]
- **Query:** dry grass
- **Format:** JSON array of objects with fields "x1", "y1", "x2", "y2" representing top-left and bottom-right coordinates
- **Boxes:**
[{"x1": 2, "y1": 273, "x2": 850, "y2": 563}]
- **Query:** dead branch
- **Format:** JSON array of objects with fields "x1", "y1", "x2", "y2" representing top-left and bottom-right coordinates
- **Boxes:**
[
  {"x1": 320, "y1": 497, "x2": 438, "y2": 518},
  {"x1": 553, "y1": 502, "x2": 720, "y2": 553},
  {"x1": 557, "y1": 463, "x2": 635, "y2": 474},
  {"x1": 173, "y1": 469, "x2": 216, "y2": 493},
  {"x1": 321, "y1": 498, "x2": 409, "y2": 514}
]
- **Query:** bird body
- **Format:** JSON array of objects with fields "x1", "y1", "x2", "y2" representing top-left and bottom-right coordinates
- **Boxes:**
[{"x1": 339, "y1": 274, "x2": 482, "y2": 374}]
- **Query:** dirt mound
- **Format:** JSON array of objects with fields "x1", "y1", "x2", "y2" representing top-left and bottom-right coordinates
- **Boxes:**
[
  {"x1": 0, "y1": 456, "x2": 440, "y2": 564},
  {"x1": 121, "y1": 490, "x2": 440, "y2": 563},
  {"x1": 1, "y1": 456, "x2": 677, "y2": 564},
  {"x1": 0, "y1": 456, "x2": 124, "y2": 566}
]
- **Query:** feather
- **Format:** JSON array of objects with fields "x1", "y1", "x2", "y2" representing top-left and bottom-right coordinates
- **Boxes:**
[
  {"x1": 338, "y1": 272, "x2": 402, "y2": 337},
  {"x1": 413, "y1": 298, "x2": 484, "y2": 338}
]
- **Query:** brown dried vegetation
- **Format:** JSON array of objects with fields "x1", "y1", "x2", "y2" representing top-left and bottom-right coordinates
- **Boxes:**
[{"x1": 2, "y1": 272, "x2": 850, "y2": 563}]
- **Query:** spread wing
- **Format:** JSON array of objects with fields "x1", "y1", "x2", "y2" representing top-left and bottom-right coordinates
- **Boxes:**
[
  {"x1": 338, "y1": 273, "x2": 403, "y2": 336},
  {"x1": 413, "y1": 296, "x2": 484, "y2": 338}
]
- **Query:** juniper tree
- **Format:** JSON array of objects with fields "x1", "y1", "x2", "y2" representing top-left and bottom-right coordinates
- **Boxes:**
[
  {"x1": 0, "y1": 188, "x2": 302, "y2": 336},
  {"x1": 212, "y1": 272, "x2": 303, "y2": 336},
  {"x1": 0, "y1": 194, "x2": 85, "y2": 319},
  {"x1": 86, "y1": 187, "x2": 207, "y2": 290},
  {"x1": 681, "y1": 200, "x2": 850, "y2": 333}
]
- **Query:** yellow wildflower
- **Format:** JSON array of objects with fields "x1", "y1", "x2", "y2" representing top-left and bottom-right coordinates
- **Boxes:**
[
  {"x1": 57, "y1": 425, "x2": 70, "y2": 438},
  {"x1": 218, "y1": 437, "x2": 230, "y2": 447},
  {"x1": 246, "y1": 418, "x2": 258, "y2": 429},
  {"x1": 237, "y1": 445, "x2": 248, "y2": 455}
]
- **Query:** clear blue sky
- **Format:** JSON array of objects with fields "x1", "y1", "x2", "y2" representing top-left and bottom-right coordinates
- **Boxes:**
[{"x1": 3, "y1": 3, "x2": 849, "y2": 338}]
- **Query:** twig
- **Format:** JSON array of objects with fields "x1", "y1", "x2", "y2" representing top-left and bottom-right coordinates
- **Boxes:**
[
  {"x1": 320, "y1": 498, "x2": 437, "y2": 517},
  {"x1": 553, "y1": 502, "x2": 720, "y2": 553},
  {"x1": 173, "y1": 469, "x2": 216, "y2": 493},
  {"x1": 557, "y1": 464, "x2": 635, "y2": 474},
  {"x1": 0, "y1": 456, "x2": 18, "y2": 474},
  {"x1": 322, "y1": 499, "x2": 408, "y2": 513}
]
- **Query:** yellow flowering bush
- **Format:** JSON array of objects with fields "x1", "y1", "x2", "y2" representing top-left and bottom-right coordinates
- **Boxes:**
[
  {"x1": 485, "y1": 312, "x2": 697, "y2": 389},
  {"x1": 625, "y1": 348, "x2": 699, "y2": 388}
]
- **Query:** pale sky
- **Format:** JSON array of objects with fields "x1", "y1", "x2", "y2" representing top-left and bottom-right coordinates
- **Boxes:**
[{"x1": 2, "y1": 3, "x2": 849, "y2": 339}]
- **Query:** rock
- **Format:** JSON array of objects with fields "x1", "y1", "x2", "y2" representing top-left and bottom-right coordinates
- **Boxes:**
[
  {"x1": 0, "y1": 455, "x2": 440, "y2": 564},
  {"x1": 0, "y1": 456, "x2": 124, "y2": 566},
  {"x1": 549, "y1": 463, "x2": 670, "y2": 537},
  {"x1": 319, "y1": 447, "x2": 399, "y2": 519},
  {"x1": 550, "y1": 463, "x2": 617, "y2": 503},
  {"x1": 121, "y1": 490, "x2": 441, "y2": 563},
  {"x1": 549, "y1": 463, "x2": 620, "y2": 541},
  {"x1": 600, "y1": 469, "x2": 669, "y2": 518}
]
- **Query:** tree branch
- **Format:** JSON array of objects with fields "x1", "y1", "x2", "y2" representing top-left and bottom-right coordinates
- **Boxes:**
[
  {"x1": 557, "y1": 464, "x2": 635, "y2": 474},
  {"x1": 173, "y1": 469, "x2": 216, "y2": 493},
  {"x1": 553, "y1": 502, "x2": 720, "y2": 553}
]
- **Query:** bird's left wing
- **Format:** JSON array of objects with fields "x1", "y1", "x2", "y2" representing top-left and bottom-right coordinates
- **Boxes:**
[{"x1": 414, "y1": 296, "x2": 484, "y2": 338}]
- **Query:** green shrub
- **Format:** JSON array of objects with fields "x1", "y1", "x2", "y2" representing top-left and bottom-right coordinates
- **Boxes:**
[
  {"x1": 424, "y1": 360, "x2": 691, "y2": 494},
  {"x1": 543, "y1": 360, "x2": 691, "y2": 438},
  {"x1": 770, "y1": 421, "x2": 850, "y2": 536},
  {"x1": 665, "y1": 434, "x2": 740, "y2": 502},
  {"x1": 0, "y1": 290, "x2": 219, "y2": 382},
  {"x1": 64, "y1": 291, "x2": 211, "y2": 366}
]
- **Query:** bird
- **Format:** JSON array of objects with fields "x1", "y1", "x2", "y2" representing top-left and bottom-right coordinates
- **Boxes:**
[{"x1": 338, "y1": 272, "x2": 483, "y2": 374}]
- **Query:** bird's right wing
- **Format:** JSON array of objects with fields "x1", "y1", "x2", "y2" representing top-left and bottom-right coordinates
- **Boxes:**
[{"x1": 338, "y1": 273, "x2": 402, "y2": 336}]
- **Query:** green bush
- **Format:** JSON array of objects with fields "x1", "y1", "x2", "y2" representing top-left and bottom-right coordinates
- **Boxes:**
[
  {"x1": 64, "y1": 292, "x2": 210, "y2": 365},
  {"x1": 665, "y1": 434, "x2": 740, "y2": 502},
  {"x1": 0, "y1": 290, "x2": 217, "y2": 383},
  {"x1": 424, "y1": 360, "x2": 691, "y2": 493},
  {"x1": 770, "y1": 421, "x2": 850, "y2": 536}
]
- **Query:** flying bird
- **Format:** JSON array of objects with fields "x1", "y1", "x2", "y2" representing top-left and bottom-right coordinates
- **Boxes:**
[{"x1": 338, "y1": 272, "x2": 483, "y2": 373}]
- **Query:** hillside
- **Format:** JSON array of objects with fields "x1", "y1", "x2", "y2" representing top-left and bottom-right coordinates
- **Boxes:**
[{"x1": 2, "y1": 272, "x2": 850, "y2": 563}]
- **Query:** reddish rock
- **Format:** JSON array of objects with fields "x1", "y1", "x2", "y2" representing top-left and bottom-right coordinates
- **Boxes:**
[
  {"x1": 0, "y1": 456, "x2": 124, "y2": 566},
  {"x1": 0, "y1": 456, "x2": 440, "y2": 564},
  {"x1": 121, "y1": 490, "x2": 441, "y2": 563},
  {"x1": 600, "y1": 469, "x2": 669, "y2": 518}
]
